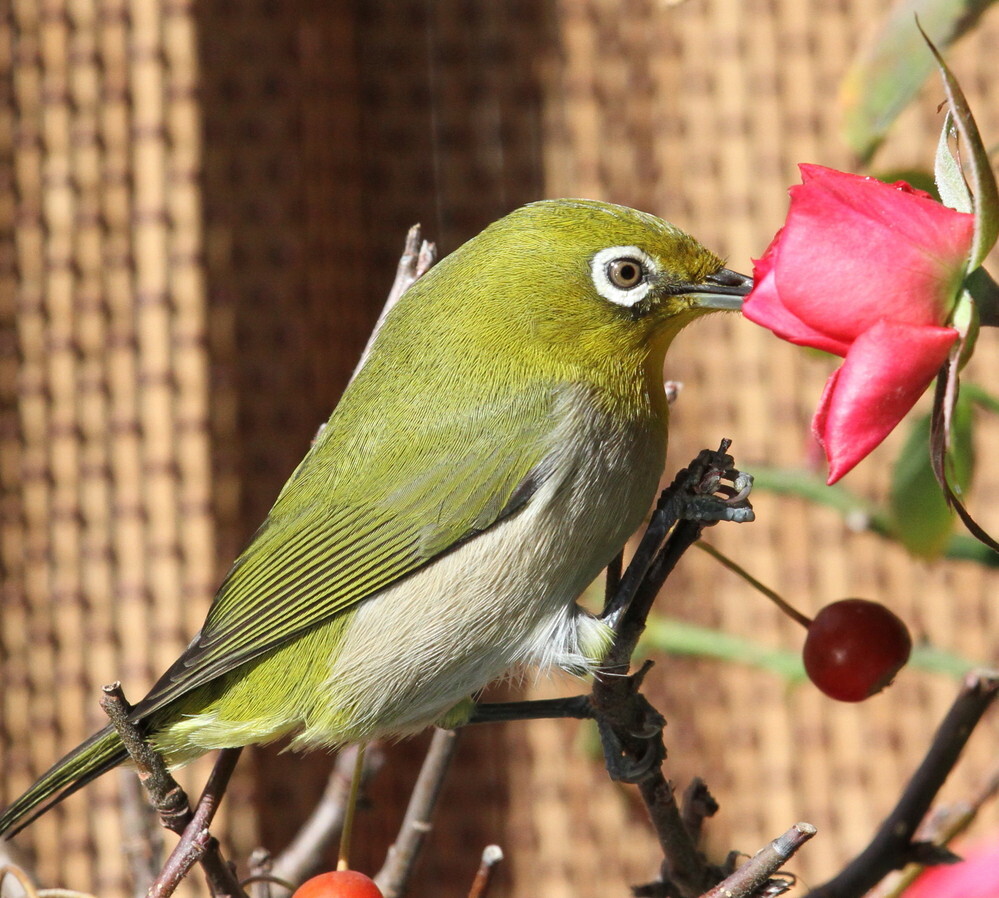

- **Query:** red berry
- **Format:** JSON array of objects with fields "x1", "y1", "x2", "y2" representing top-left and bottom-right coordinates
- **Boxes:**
[
  {"x1": 802, "y1": 598, "x2": 912, "y2": 702},
  {"x1": 291, "y1": 871, "x2": 384, "y2": 898}
]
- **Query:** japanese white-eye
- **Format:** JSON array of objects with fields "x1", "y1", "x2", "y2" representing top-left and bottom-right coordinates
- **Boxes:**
[{"x1": 0, "y1": 199, "x2": 750, "y2": 835}]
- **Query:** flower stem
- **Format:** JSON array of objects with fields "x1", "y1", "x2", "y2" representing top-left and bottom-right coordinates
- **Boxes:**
[{"x1": 695, "y1": 542, "x2": 813, "y2": 629}]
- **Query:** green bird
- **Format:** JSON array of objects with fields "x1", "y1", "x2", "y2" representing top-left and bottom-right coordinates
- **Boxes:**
[{"x1": 0, "y1": 199, "x2": 750, "y2": 836}]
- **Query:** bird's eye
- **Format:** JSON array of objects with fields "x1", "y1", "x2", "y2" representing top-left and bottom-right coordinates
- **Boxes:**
[
  {"x1": 606, "y1": 258, "x2": 645, "y2": 289},
  {"x1": 590, "y1": 245, "x2": 657, "y2": 308}
]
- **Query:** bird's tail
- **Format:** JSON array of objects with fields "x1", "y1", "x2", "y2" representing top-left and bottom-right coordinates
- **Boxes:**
[{"x1": 0, "y1": 725, "x2": 127, "y2": 838}]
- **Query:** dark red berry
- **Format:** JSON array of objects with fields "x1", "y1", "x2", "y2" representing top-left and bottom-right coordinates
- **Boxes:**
[
  {"x1": 291, "y1": 870, "x2": 384, "y2": 898},
  {"x1": 802, "y1": 598, "x2": 912, "y2": 702}
]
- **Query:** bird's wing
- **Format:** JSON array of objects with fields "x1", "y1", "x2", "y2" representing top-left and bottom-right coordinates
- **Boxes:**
[{"x1": 132, "y1": 386, "x2": 560, "y2": 720}]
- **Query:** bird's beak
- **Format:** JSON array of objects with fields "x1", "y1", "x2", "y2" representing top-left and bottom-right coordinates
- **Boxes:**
[{"x1": 683, "y1": 268, "x2": 753, "y2": 311}]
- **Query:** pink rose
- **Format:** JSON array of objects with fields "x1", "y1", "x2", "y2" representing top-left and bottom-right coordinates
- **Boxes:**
[{"x1": 744, "y1": 164, "x2": 975, "y2": 483}]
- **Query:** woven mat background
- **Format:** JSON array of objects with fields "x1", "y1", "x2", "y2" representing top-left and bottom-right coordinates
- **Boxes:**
[{"x1": 2, "y1": 1, "x2": 998, "y2": 896}]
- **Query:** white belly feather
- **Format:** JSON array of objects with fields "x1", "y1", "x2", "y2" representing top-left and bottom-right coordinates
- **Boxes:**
[{"x1": 306, "y1": 386, "x2": 666, "y2": 744}]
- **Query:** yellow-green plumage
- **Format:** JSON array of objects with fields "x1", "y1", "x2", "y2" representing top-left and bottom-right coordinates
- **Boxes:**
[{"x1": 0, "y1": 199, "x2": 749, "y2": 836}]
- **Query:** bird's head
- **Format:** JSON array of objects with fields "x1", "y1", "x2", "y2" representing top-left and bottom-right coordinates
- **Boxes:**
[{"x1": 370, "y1": 198, "x2": 751, "y2": 392}]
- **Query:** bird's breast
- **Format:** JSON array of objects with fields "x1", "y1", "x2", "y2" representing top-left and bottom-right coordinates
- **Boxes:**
[{"x1": 308, "y1": 383, "x2": 669, "y2": 744}]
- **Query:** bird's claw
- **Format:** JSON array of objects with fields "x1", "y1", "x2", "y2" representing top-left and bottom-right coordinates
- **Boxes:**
[
  {"x1": 595, "y1": 692, "x2": 666, "y2": 784},
  {"x1": 669, "y1": 442, "x2": 755, "y2": 524},
  {"x1": 597, "y1": 717, "x2": 666, "y2": 783}
]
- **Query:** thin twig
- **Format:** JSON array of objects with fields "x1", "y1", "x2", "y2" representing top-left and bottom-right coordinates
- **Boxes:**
[
  {"x1": 240, "y1": 874, "x2": 296, "y2": 896},
  {"x1": 376, "y1": 729, "x2": 461, "y2": 898},
  {"x1": 698, "y1": 823, "x2": 816, "y2": 898},
  {"x1": 148, "y1": 748, "x2": 244, "y2": 898},
  {"x1": 246, "y1": 849, "x2": 274, "y2": 898},
  {"x1": 803, "y1": 670, "x2": 999, "y2": 898},
  {"x1": 271, "y1": 744, "x2": 385, "y2": 887},
  {"x1": 352, "y1": 225, "x2": 437, "y2": 378},
  {"x1": 876, "y1": 761, "x2": 999, "y2": 897},
  {"x1": 99, "y1": 685, "x2": 190, "y2": 832},
  {"x1": 100, "y1": 684, "x2": 246, "y2": 898},
  {"x1": 638, "y1": 772, "x2": 713, "y2": 896},
  {"x1": 694, "y1": 542, "x2": 812, "y2": 628},
  {"x1": 148, "y1": 829, "x2": 213, "y2": 898},
  {"x1": 466, "y1": 845, "x2": 504, "y2": 898}
]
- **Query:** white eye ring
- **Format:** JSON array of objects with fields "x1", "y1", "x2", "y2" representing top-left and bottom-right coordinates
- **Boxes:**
[{"x1": 590, "y1": 245, "x2": 657, "y2": 307}]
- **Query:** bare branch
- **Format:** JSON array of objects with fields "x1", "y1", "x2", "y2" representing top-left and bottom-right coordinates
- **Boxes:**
[
  {"x1": 147, "y1": 748, "x2": 244, "y2": 898},
  {"x1": 99, "y1": 684, "x2": 190, "y2": 833},
  {"x1": 376, "y1": 729, "x2": 460, "y2": 898},
  {"x1": 591, "y1": 443, "x2": 755, "y2": 897},
  {"x1": 879, "y1": 760, "x2": 999, "y2": 897},
  {"x1": 100, "y1": 684, "x2": 247, "y2": 898},
  {"x1": 803, "y1": 670, "x2": 999, "y2": 898},
  {"x1": 466, "y1": 845, "x2": 504, "y2": 898},
  {"x1": 352, "y1": 225, "x2": 437, "y2": 378},
  {"x1": 698, "y1": 823, "x2": 816, "y2": 898}
]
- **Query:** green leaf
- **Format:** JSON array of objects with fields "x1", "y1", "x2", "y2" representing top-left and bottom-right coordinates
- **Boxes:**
[
  {"x1": 840, "y1": 0, "x2": 999, "y2": 162},
  {"x1": 889, "y1": 401, "x2": 974, "y2": 558},
  {"x1": 748, "y1": 466, "x2": 883, "y2": 521},
  {"x1": 890, "y1": 413, "x2": 953, "y2": 557},
  {"x1": 935, "y1": 112, "x2": 973, "y2": 212},
  {"x1": 921, "y1": 21, "x2": 999, "y2": 269},
  {"x1": 909, "y1": 642, "x2": 976, "y2": 677},
  {"x1": 962, "y1": 380, "x2": 999, "y2": 412},
  {"x1": 750, "y1": 465, "x2": 999, "y2": 566},
  {"x1": 965, "y1": 267, "x2": 999, "y2": 327},
  {"x1": 640, "y1": 617, "x2": 974, "y2": 682},
  {"x1": 948, "y1": 387, "x2": 976, "y2": 496},
  {"x1": 939, "y1": 531, "x2": 999, "y2": 565},
  {"x1": 640, "y1": 617, "x2": 807, "y2": 683}
]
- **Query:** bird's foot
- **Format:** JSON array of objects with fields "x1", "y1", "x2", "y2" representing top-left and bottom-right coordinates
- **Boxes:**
[
  {"x1": 665, "y1": 440, "x2": 755, "y2": 525},
  {"x1": 593, "y1": 661, "x2": 666, "y2": 783}
]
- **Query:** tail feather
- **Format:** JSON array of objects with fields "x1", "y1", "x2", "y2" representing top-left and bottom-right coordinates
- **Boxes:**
[{"x1": 0, "y1": 725, "x2": 128, "y2": 838}]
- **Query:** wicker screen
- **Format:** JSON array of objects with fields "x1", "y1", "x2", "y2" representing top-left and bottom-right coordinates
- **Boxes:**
[{"x1": 2, "y1": 1, "x2": 998, "y2": 896}]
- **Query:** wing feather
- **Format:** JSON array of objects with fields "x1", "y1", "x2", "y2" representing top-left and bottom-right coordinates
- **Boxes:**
[{"x1": 130, "y1": 387, "x2": 556, "y2": 722}]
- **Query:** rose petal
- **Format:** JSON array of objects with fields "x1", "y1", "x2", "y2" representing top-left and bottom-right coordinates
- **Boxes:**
[
  {"x1": 811, "y1": 320, "x2": 959, "y2": 483},
  {"x1": 742, "y1": 232, "x2": 853, "y2": 356},
  {"x1": 799, "y1": 163, "x2": 936, "y2": 202},
  {"x1": 903, "y1": 839, "x2": 999, "y2": 898},
  {"x1": 776, "y1": 167, "x2": 974, "y2": 344}
]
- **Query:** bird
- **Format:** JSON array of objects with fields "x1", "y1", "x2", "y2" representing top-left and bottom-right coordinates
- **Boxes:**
[{"x1": 0, "y1": 198, "x2": 750, "y2": 836}]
